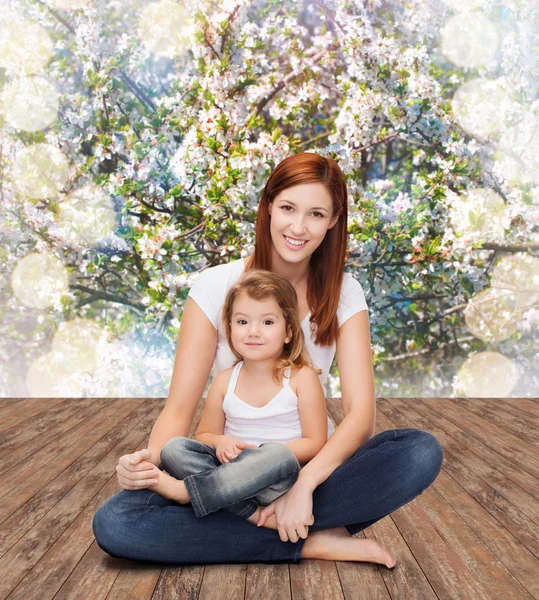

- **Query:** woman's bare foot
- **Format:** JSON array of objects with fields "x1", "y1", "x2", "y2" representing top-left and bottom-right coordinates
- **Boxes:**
[{"x1": 302, "y1": 527, "x2": 396, "y2": 568}]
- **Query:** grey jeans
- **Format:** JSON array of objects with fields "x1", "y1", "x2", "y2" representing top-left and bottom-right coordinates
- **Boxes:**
[{"x1": 160, "y1": 437, "x2": 301, "y2": 519}]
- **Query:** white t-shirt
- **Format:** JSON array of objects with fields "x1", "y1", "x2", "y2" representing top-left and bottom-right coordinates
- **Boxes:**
[{"x1": 187, "y1": 256, "x2": 369, "y2": 389}]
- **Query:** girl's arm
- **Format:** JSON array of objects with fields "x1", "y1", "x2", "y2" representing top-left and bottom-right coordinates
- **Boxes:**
[
  {"x1": 285, "y1": 367, "x2": 328, "y2": 466},
  {"x1": 147, "y1": 297, "x2": 218, "y2": 466},
  {"x1": 297, "y1": 310, "x2": 376, "y2": 490}
]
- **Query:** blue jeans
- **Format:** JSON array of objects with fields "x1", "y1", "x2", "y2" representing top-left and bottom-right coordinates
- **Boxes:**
[
  {"x1": 92, "y1": 428, "x2": 443, "y2": 565},
  {"x1": 159, "y1": 437, "x2": 300, "y2": 518}
]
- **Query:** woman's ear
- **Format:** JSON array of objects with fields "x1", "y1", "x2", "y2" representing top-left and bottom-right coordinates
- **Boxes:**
[{"x1": 328, "y1": 213, "x2": 339, "y2": 229}]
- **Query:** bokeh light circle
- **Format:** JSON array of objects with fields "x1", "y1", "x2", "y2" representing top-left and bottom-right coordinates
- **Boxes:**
[
  {"x1": 13, "y1": 143, "x2": 69, "y2": 200},
  {"x1": 440, "y1": 14, "x2": 498, "y2": 69},
  {"x1": 496, "y1": 115, "x2": 539, "y2": 185},
  {"x1": 11, "y1": 252, "x2": 69, "y2": 309},
  {"x1": 0, "y1": 20, "x2": 54, "y2": 76},
  {"x1": 0, "y1": 76, "x2": 59, "y2": 131},
  {"x1": 452, "y1": 78, "x2": 509, "y2": 138},
  {"x1": 448, "y1": 188, "x2": 506, "y2": 240},
  {"x1": 464, "y1": 287, "x2": 520, "y2": 343},
  {"x1": 52, "y1": 319, "x2": 107, "y2": 372},
  {"x1": 442, "y1": 0, "x2": 480, "y2": 11},
  {"x1": 45, "y1": 0, "x2": 90, "y2": 9},
  {"x1": 138, "y1": 0, "x2": 194, "y2": 58},
  {"x1": 26, "y1": 352, "x2": 87, "y2": 397},
  {"x1": 490, "y1": 254, "x2": 539, "y2": 311},
  {"x1": 455, "y1": 351, "x2": 518, "y2": 397},
  {"x1": 58, "y1": 183, "x2": 117, "y2": 247}
]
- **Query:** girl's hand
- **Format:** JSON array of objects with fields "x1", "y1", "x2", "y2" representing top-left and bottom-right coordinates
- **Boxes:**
[
  {"x1": 215, "y1": 436, "x2": 258, "y2": 463},
  {"x1": 257, "y1": 480, "x2": 315, "y2": 543},
  {"x1": 116, "y1": 448, "x2": 160, "y2": 490}
]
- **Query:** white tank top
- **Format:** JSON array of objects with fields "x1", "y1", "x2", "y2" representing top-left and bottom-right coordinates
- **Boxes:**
[{"x1": 223, "y1": 361, "x2": 303, "y2": 447}]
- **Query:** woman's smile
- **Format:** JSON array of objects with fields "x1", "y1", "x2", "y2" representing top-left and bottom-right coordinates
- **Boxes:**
[{"x1": 283, "y1": 235, "x2": 308, "y2": 250}]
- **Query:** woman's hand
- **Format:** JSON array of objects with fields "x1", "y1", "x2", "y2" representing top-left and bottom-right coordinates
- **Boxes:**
[
  {"x1": 257, "y1": 480, "x2": 315, "y2": 543},
  {"x1": 116, "y1": 448, "x2": 160, "y2": 490}
]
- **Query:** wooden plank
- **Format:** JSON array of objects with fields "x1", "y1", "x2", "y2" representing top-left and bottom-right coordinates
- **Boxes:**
[
  {"x1": 382, "y1": 400, "x2": 539, "y2": 559},
  {"x1": 474, "y1": 397, "x2": 539, "y2": 424},
  {"x1": 0, "y1": 398, "x2": 146, "y2": 517},
  {"x1": 0, "y1": 398, "x2": 68, "y2": 432},
  {"x1": 326, "y1": 399, "x2": 438, "y2": 599},
  {"x1": 245, "y1": 564, "x2": 291, "y2": 600},
  {"x1": 378, "y1": 399, "x2": 539, "y2": 599},
  {"x1": 500, "y1": 398, "x2": 539, "y2": 419},
  {"x1": 0, "y1": 397, "x2": 114, "y2": 475},
  {"x1": 0, "y1": 398, "x2": 25, "y2": 410},
  {"x1": 447, "y1": 397, "x2": 539, "y2": 447},
  {"x1": 197, "y1": 565, "x2": 246, "y2": 600},
  {"x1": 420, "y1": 397, "x2": 539, "y2": 479},
  {"x1": 148, "y1": 565, "x2": 204, "y2": 600},
  {"x1": 0, "y1": 396, "x2": 114, "y2": 455},
  {"x1": 387, "y1": 398, "x2": 539, "y2": 527},
  {"x1": 0, "y1": 402, "x2": 164, "y2": 599},
  {"x1": 0, "y1": 399, "x2": 159, "y2": 555},
  {"x1": 396, "y1": 398, "x2": 539, "y2": 500},
  {"x1": 290, "y1": 561, "x2": 343, "y2": 600}
]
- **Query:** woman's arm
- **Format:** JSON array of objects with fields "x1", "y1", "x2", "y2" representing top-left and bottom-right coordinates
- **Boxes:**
[
  {"x1": 285, "y1": 367, "x2": 328, "y2": 465},
  {"x1": 147, "y1": 297, "x2": 218, "y2": 466},
  {"x1": 194, "y1": 371, "x2": 226, "y2": 447},
  {"x1": 297, "y1": 310, "x2": 376, "y2": 491}
]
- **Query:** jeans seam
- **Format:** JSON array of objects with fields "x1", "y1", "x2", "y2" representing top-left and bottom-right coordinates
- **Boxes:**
[{"x1": 146, "y1": 492, "x2": 157, "y2": 505}]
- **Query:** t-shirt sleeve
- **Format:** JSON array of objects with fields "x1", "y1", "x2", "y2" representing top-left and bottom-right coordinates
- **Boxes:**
[
  {"x1": 337, "y1": 275, "x2": 368, "y2": 328},
  {"x1": 187, "y1": 267, "x2": 221, "y2": 329}
]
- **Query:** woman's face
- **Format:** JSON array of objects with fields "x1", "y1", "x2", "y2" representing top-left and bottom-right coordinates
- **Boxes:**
[
  {"x1": 230, "y1": 292, "x2": 292, "y2": 362},
  {"x1": 268, "y1": 182, "x2": 339, "y2": 264}
]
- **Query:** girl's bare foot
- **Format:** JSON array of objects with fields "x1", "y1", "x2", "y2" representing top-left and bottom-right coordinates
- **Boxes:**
[{"x1": 302, "y1": 527, "x2": 396, "y2": 568}]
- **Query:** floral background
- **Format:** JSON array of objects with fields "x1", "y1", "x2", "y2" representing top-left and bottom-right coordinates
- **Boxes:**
[{"x1": 0, "y1": 0, "x2": 538, "y2": 399}]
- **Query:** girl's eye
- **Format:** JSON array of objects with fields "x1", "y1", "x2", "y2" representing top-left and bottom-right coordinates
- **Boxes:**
[
  {"x1": 264, "y1": 320, "x2": 274, "y2": 325},
  {"x1": 237, "y1": 320, "x2": 247, "y2": 325}
]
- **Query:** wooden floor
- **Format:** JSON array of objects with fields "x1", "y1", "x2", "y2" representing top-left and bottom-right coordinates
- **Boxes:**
[{"x1": 0, "y1": 396, "x2": 538, "y2": 600}]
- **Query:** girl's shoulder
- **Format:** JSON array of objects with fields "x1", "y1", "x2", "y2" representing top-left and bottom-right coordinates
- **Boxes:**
[
  {"x1": 288, "y1": 364, "x2": 318, "y2": 394},
  {"x1": 213, "y1": 365, "x2": 236, "y2": 394}
]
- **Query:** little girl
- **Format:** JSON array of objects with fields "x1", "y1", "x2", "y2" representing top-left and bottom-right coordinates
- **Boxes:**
[{"x1": 149, "y1": 268, "x2": 330, "y2": 527}]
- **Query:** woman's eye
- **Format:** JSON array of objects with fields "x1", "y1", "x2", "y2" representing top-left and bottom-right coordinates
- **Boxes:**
[{"x1": 281, "y1": 205, "x2": 323, "y2": 218}]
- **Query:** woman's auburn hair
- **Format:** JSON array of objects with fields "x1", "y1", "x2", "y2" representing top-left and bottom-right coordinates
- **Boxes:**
[
  {"x1": 247, "y1": 152, "x2": 348, "y2": 347},
  {"x1": 222, "y1": 269, "x2": 322, "y2": 385}
]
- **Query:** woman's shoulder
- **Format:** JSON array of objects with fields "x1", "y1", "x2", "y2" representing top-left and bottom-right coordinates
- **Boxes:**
[
  {"x1": 340, "y1": 271, "x2": 364, "y2": 296},
  {"x1": 191, "y1": 258, "x2": 244, "y2": 287}
]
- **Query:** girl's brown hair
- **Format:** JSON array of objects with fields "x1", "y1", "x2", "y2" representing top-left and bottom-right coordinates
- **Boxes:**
[
  {"x1": 247, "y1": 152, "x2": 348, "y2": 346},
  {"x1": 223, "y1": 269, "x2": 322, "y2": 384}
]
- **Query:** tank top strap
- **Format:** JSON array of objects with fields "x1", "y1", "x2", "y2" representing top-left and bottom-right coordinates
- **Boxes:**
[{"x1": 227, "y1": 361, "x2": 243, "y2": 396}]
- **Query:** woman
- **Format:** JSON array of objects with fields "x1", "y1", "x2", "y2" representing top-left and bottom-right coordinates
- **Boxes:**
[{"x1": 92, "y1": 152, "x2": 443, "y2": 566}]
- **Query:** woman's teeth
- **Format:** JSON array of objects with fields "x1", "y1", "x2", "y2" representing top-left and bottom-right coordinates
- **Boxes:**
[{"x1": 285, "y1": 236, "x2": 306, "y2": 246}]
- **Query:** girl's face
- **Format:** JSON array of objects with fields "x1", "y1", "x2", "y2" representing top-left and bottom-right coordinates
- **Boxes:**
[
  {"x1": 230, "y1": 292, "x2": 292, "y2": 362},
  {"x1": 268, "y1": 182, "x2": 339, "y2": 264}
]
